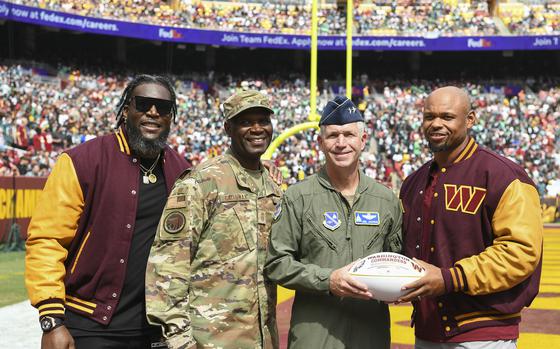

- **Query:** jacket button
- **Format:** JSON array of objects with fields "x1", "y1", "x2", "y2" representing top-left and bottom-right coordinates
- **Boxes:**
[
  {"x1": 103, "y1": 316, "x2": 107, "y2": 321},
  {"x1": 434, "y1": 192, "x2": 439, "y2": 198},
  {"x1": 132, "y1": 158, "x2": 137, "y2": 163},
  {"x1": 415, "y1": 245, "x2": 420, "y2": 250},
  {"x1": 126, "y1": 224, "x2": 131, "y2": 229},
  {"x1": 438, "y1": 302, "x2": 443, "y2": 308},
  {"x1": 430, "y1": 219, "x2": 435, "y2": 225},
  {"x1": 445, "y1": 326, "x2": 451, "y2": 332},
  {"x1": 107, "y1": 306, "x2": 111, "y2": 310},
  {"x1": 131, "y1": 190, "x2": 137, "y2": 195},
  {"x1": 120, "y1": 259, "x2": 125, "y2": 264},
  {"x1": 416, "y1": 217, "x2": 421, "y2": 222},
  {"x1": 419, "y1": 190, "x2": 424, "y2": 195},
  {"x1": 430, "y1": 247, "x2": 435, "y2": 252},
  {"x1": 442, "y1": 316, "x2": 448, "y2": 321},
  {"x1": 112, "y1": 293, "x2": 117, "y2": 298},
  {"x1": 441, "y1": 168, "x2": 447, "y2": 173}
]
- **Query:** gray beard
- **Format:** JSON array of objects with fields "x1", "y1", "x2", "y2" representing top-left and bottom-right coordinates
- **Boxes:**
[{"x1": 125, "y1": 120, "x2": 170, "y2": 158}]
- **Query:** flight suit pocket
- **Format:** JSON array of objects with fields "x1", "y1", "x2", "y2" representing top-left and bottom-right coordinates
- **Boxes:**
[
  {"x1": 211, "y1": 199, "x2": 253, "y2": 261},
  {"x1": 363, "y1": 219, "x2": 390, "y2": 255},
  {"x1": 306, "y1": 214, "x2": 338, "y2": 251}
]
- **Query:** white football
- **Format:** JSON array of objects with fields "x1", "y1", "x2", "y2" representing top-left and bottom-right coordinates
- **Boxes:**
[{"x1": 349, "y1": 252, "x2": 425, "y2": 302}]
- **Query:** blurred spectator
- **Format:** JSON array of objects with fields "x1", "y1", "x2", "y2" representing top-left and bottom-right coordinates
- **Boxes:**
[
  {"x1": 13, "y1": 0, "x2": 500, "y2": 36},
  {"x1": 500, "y1": 2, "x2": 559, "y2": 35}
]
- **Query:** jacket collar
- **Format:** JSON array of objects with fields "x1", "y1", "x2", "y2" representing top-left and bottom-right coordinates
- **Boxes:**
[
  {"x1": 224, "y1": 149, "x2": 281, "y2": 197},
  {"x1": 317, "y1": 166, "x2": 369, "y2": 194},
  {"x1": 114, "y1": 126, "x2": 131, "y2": 155},
  {"x1": 451, "y1": 137, "x2": 478, "y2": 165}
]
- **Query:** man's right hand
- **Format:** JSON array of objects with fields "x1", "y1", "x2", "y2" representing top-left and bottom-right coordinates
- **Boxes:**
[
  {"x1": 41, "y1": 326, "x2": 75, "y2": 349},
  {"x1": 329, "y1": 262, "x2": 373, "y2": 300}
]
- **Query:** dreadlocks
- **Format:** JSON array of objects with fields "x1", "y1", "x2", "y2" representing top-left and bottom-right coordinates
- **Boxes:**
[{"x1": 115, "y1": 74, "x2": 177, "y2": 129}]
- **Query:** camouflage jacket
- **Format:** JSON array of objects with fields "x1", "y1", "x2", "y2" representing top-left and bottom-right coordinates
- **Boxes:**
[{"x1": 146, "y1": 150, "x2": 282, "y2": 349}]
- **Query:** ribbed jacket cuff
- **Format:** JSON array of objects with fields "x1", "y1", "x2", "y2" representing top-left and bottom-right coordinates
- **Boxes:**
[
  {"x1": 442, "y1": 266, "x2": 468, "y2": 293},
  {"x1": 36, "y1": 298, "x2": 65, "y2": 319}
]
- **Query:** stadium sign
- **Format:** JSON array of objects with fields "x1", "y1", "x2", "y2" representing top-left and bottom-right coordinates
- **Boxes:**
[{"x1": 1, "y1": 1, "x2": 559, "y2": 51}]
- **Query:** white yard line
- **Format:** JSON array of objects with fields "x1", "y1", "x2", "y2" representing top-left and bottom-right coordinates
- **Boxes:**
[{"x1": 0, "y1": 301, "x2": 41, "y2": 348}]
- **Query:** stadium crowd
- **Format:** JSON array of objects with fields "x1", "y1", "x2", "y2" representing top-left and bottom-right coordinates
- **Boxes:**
[
  {"x1": 500, "y1": 2, "x2": 560, "y2": 35},
  {"x1": 1, "y1": 63, "x2": 558, "y2": 197},
  {"x1": 12, "y1": 0, "x2": 501, "y2": 36}
]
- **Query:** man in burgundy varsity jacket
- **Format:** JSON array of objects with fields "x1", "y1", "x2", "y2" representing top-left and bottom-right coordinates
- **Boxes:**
[
  {"x1": 398, "y1": 86, "x2": 543, "y2": 349},
  {"x1": 25, "y1": 75, "x2": 190, "y2": 349}
]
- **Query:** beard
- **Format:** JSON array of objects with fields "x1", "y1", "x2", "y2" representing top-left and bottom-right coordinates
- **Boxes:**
[
  {"x1": 428, "y1": 142, "x2": 449, "y2": 153},
  {"x1": 125, "y1": 120, "x2": 170, "y2": 158}
]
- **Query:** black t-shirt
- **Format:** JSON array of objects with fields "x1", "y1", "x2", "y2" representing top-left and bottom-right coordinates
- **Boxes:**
[{"x1": 66, "y1": 157, "x2": 166, "y2": 337}]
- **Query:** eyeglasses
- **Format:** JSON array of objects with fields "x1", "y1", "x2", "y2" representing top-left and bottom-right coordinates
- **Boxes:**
[{"x1": 132, "y1": 96, "x2": 173, "y2": 116}]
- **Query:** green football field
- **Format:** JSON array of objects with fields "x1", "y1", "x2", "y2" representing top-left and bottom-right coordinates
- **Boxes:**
[{"x1": 0, "y1": 250, "x2": 27, "y2": 307}]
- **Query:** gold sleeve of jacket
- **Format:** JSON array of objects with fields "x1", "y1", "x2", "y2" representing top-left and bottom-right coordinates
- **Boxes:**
[
  {"x1": 25, "y1": 153, "x2": 84, "y2": 315},
  {"x1": 452, "y1": 179, "x2": 543, "y2": 295}
]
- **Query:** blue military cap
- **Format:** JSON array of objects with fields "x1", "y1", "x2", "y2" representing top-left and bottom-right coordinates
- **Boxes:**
[{"x1": 319, "y1": 96, "x2": 364, "y2": 126}]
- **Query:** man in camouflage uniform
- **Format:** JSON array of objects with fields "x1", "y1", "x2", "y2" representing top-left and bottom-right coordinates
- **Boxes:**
[
  {"x1": 146, "y1": 90, "x2": 282, "y2": 349},
  {"x1": 264, "y1": 96, "x2": 402, "y2": 349}
]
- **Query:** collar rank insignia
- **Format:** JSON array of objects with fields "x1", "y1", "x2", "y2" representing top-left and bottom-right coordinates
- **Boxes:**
[
  {"x1": 323, "y1": 211, "x2": 341, "y2": 230},
  {"x1": 273, "y1": 202, "x2": 282, "y2": 221},
  {"x1": 354, "y1": 211, "x2": 380, "y2": 226}
]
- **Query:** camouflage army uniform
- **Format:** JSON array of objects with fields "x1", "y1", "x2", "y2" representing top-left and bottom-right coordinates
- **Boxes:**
[
  {"x1": 146, "y1": 150, "x2": 282, "y2": 349},
  {"x1": 264, "y1": 167, "x2": 402, "y2": 349}
]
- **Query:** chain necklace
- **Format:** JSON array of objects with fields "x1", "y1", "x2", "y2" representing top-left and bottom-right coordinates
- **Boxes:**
[{"x1": 139, "y1": 153, "x2": 161, "y2": 184}]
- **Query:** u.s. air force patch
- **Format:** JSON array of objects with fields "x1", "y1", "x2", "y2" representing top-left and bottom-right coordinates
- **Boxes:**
[
  {"x1": 323, "y1": 211, "x2": 341, "y2": 230},
  {"x1": 354, "y1": 211, "x2": 380, "y2": 225},
  {"x1": 163, "y1": 211, "x2": 186, "y2": 234}
]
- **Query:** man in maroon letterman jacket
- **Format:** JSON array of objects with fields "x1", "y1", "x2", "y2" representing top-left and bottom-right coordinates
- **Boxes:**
[
  {"x1": 398, "y1": 86, "x2": 543, "y2": 349},
  {"x1": 25, "y1": 75, "x2": 190, "y2": 349}
]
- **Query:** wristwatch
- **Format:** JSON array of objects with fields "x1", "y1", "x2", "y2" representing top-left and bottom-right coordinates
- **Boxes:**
[{"x1": 40, "y1": 316, "x2": 64, "y2": 332}]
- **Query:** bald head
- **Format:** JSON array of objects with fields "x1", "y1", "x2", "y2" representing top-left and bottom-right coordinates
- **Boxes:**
[
  {"x1": 422, "y1": 86, "x2": 476, "y2": 157},
  {"x1": 425, "y1": 86, "x2": 470, "y2": 116}
]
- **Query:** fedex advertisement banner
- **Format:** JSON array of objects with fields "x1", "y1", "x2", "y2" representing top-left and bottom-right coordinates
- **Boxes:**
[{"x1": 1, "y1": 1, "x2": 559, "y2": 51}]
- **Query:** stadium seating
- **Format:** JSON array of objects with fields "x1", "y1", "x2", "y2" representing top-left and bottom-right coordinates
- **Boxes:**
[
  {"x1": 1, "y1": 63, "x2": 558, "y2": 197},
  {"x1": 14, "y1": 0, "x2": 503, "y2": 36}
]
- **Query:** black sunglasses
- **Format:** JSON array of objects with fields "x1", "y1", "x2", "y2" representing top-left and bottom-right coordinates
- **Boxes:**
[{"x1": 132, "y1": 96, "x2": 173, "y2": 116}]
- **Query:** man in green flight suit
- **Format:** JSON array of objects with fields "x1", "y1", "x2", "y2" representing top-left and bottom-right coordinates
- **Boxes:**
[
  {"x1": 265, "y1": 96, "x2": 403, "y2": 349},
  {"x1": 145, "y1": 90, "x2": 282, "y2": 349}
]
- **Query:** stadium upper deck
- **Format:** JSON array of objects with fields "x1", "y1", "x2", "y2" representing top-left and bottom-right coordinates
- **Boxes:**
[{"x1": 5, "y1": 0, "x2": 559, "y2": 36}]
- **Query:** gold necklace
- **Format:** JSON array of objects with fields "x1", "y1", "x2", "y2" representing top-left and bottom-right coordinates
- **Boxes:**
[{"x1": 139, "y1": 153, "x2": 161, "y2": 184}]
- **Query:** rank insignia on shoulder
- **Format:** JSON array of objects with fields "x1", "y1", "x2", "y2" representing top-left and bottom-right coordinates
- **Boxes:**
[
  {"x1": 323, "y1": 211, "x2": 341, "y2": 230},
  {"x1": 273, "y1": 202, "x2": 282, "y2": 221},
  {"x1": 354, "y1": 211, "x2": 380, "y2": 226},
  {"x1": 163, "y1": 211, "x2": 186, "y2": 234}
]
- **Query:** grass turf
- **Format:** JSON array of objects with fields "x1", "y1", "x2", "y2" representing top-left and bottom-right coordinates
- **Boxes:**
[{"x1": 0, "y1": 250, "x2": 27, "y2": 307}]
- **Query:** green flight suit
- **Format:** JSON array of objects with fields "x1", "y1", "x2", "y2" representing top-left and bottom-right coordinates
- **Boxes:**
[
  {"x1": 264, "y1": 167, "x2": 402, "y2": 349},
  {"x1": 146, "y1": 150, "x2": 282, "y2": 349}
]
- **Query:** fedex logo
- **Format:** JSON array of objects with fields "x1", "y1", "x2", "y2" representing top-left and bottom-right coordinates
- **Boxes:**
[
  {"x1": 444, "y1": 184, "x2": 486, "y2": 215},
  {"x1": 467, "y1": 39, "x2": 492, "y2": 48},
  {"x1": 158, "y1": 28, "x2": 183, "y2": 39}
]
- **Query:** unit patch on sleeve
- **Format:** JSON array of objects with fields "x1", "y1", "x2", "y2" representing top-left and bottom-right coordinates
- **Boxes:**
[
  {"x1": 354, "y1": 211, "x2": 380, "y2": 226},
  {"x1": 163, "y1": 211, "x2": 186, "y2": 234}
]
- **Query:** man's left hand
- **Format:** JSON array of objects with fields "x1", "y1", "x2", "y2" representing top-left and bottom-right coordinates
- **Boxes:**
[
  {"x1": 263, "y1": 160, "x2": 283, "y2": 186},
  {"x1": 397, "y1": 258, "x2": 445, "y2": 303}
]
